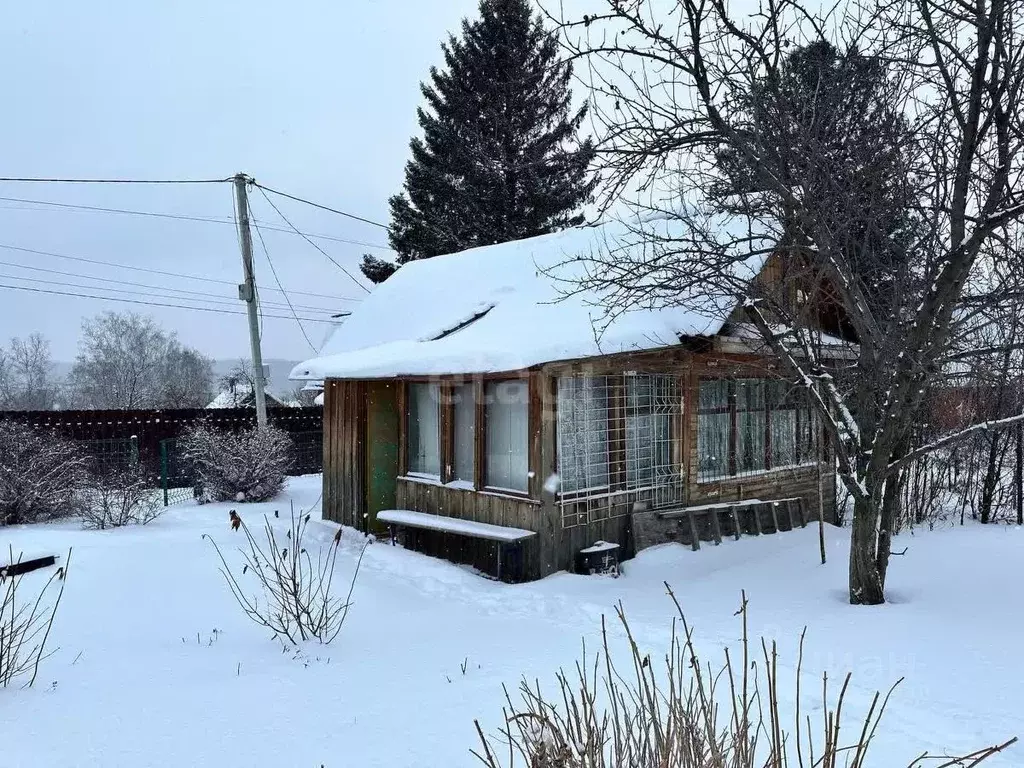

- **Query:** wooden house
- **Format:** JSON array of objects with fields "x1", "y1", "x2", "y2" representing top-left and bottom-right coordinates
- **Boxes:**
[{"x1": 291, "y1": 219, "x2": 852, "y2": 581}]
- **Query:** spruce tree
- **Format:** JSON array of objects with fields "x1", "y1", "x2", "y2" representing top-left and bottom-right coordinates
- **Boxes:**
[
  {"x1": 715, "y1": 42, "x2": 917, "y2": 317},
  {"x1": 361, "y1": 0, "x2": 596, "y2": 283}
]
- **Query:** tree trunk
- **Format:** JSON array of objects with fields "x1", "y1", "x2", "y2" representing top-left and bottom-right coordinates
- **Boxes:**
[
  {"x1": 1016, "y1": 422, "x2": 1023, "y2": 526},
  {"x1": 979, "y1": 433, "x2": 1001, "y2": 524},
  {"x1": 849, "y1": 495, "x2": 886, "y2": 605},
  {"x1": 876, "y1": 475, "x2": 901, "y2": 587}
]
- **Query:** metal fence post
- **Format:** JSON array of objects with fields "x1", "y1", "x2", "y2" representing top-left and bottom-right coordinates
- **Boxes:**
[
  {"x1": 160, "y1": 440, "x2": 169, "y2": 507},
  {"x1": 130, "y1": 435, "x2": 139, "y2": 467}
]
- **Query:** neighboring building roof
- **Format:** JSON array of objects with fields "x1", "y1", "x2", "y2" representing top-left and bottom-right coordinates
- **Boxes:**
[
  {"x1": 291, "y1": 216, "x2": 775, "y2": 380},
  {"x1": 206, "y1": 389, "x2": 244, "y2": 409},
  {"x1": 206, "y1": 383, "x2": 288, "y2": 409}
]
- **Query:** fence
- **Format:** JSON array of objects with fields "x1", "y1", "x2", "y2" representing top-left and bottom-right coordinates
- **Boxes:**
[
  {"x1": 0, "y1": 407, "x2": 323, "y2": 506},
  {"x1": 156, "y1": 428, "x2": 324, "y2": 505}
]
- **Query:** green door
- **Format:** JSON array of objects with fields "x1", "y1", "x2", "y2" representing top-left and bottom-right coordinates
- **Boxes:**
[{"x1": 364, "y1": 381, "x2": 400, "y2": 533}]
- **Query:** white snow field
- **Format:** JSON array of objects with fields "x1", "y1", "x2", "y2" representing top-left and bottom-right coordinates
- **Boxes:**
[{"x1": 1, "y1": 475, "x2": 1020, "y2": 767}]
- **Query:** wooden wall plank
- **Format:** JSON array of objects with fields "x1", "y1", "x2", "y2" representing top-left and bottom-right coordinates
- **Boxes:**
[{"x1": 322, "y1": 380, "x2": 336, "y2": 523}]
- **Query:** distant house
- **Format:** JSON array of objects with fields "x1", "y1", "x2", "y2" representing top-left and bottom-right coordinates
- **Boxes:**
[
  {"x1": 206, "y1": 380, "x2": 290, "y2": 410},
  {"x1": 291, "y1": 220, "x2": 853, "y2": 582}
]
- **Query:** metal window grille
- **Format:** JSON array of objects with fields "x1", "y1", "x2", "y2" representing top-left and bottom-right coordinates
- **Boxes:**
[
  {"x1": 557, "y1": 373, "x2": 682, "y2": 528},
  {"x1": 697, "y1": 378, "x2": 820, "y2": 481}
]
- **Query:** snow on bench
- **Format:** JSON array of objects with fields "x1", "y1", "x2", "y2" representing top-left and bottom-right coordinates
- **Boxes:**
[{"x1": 377, "y1": 510, "x2": 537, "y2": 543}]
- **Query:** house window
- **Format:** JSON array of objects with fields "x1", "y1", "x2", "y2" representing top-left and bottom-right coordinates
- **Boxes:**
[
  {"x1": 697, "y1": 377, "x2": 818, "y2": 480},
  {"x1": 735, "y1": 379, "x2": 766, "y2": 474},
  {"x1": 452, "y1": 383, "x2": 475, "y2": 483},
  {"x1": 769, "y1": 380, "x2": 798, "y2": 467},
  {"x1": 557, "y1": 376, "x2": 611, "y2": 493},
  {"x1": 625, "y1": 375, "x2": 677, "y2": 489},
  {"x1": 557, "y1": 373, "x2": 681, "y2": 520},
  {"x1": 485, "y1": 379, "x2": 529, "y2": 492},
  {"x1": 407, "y1": 382, "x2": 440, "y2": 477},
  {"x1": 697, "y1": 379, "x2": 731, "y2": 479}
]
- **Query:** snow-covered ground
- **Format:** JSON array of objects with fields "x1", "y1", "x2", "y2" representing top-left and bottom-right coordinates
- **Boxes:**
[{"x1": 1, "y1": 475, "x2": 1020, "y2": 767}]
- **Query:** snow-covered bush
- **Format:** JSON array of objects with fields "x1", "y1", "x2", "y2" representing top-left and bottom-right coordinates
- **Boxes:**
[
  {"x1": 474, "y1": 590, "x2": 1016, "y2": 768},
  {"x1": 204, "y1": 507, "x2": 366, "y2": 644},
  {"x1": 0, "y1": 421, "x2": 89, "y2": 526},
  {"x1": 181, "y1": 424, "x2": 292, "y2": 503},
  {"x1": 82, "y1": 465, "x2": 162, "y2": 529},
  {"x1": 1, "y1": 549, "x2": 70, "y2": 688}
]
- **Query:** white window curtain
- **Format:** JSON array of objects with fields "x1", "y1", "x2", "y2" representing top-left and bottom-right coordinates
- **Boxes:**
[
  {"x1": 408, "y1": 382, "x2": 440, "y2": 477},
  {"x1": 485, "y1": 379, "x2": 529, "y2": 492},
  {"x1": 736, "y1": 379, "x2": 766, "y2": 473},
  {"x1": 769, "y1": 380, "x2": 798, "y2": 467},
  {"x1": 557, "y1": 376, "x2": 610, "y2": 493},
  {"x1": 452, "y1": 383, "x2": 475, "y2": 483},
  {"x1": 697, "y1": 379, "x2": 730, "y2": 479}
]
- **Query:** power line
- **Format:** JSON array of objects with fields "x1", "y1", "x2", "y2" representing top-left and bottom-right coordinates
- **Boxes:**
[
  {"x1": 0, "y1": 242, "x2": 359, "y2": 303},
  {"x1": 252, "y1": 218, "x2": 318, "y2": 352},
  {"x1": 254, "y1": 182, "x2": 389, "y2": 230},
  {"x1": 0, "y1": 176, "x2": 232, "y2": 184},
  {"x1": 0, "y1": 194, "x2": 394, "y2": 250},
  {"x1": 0, "y1": 271, "x2": 333, "y2": 319},
  {"x1": 0, "y1": 261, "x2": 337, "y2": 314},
  {"x1": 256, "y1": 186, "x2": 371, "y2": 294},
  {"x1": 0, "y1": 281, "x2": 337, "y2": 322}
]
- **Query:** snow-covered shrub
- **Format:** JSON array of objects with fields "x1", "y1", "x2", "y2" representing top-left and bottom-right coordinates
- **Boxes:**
[
  {"x1": 204, "y1": 507, "x2": 366, "y2": 644},
  {"x1": 0, "y1": 421, "x2": 89, "y2": 526},
  {"x1": 82, "y1": 465, "x2": 162, "y2": 529},
  {"x1": 1, "y1": 549, "x2": 70, "y2": 688},
  {"x1": 181, "y1": 424, "x2": 292, "y2": 503},
  {"x1": 474, "y1": 591, "x2": 1016, "y2": 768}
]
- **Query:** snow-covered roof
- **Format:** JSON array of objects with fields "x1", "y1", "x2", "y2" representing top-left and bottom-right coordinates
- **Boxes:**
[
  {"x1": 206, "y1": 388, "x2": 248, "y2": 409},
  {"x1": 206, "y1": 383, "x2": 288, "y2": 409},
  {"x1": 291, "y1": 217, "x2": 773, "y2": 380}
]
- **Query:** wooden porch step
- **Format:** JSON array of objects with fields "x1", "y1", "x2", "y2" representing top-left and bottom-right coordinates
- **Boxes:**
[{"x1": 655, "y1": 498, "x2": 806, "y2": 551}]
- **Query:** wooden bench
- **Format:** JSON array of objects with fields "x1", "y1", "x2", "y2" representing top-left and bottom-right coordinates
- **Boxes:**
[
  {"x1": 377, "y1": 510, "x2": 537, "y2": 582},
  {"x1": 654, "y1": 497, "x2": 806, "y2": 551}
]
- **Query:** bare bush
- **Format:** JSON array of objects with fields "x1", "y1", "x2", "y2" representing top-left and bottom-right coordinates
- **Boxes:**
[
  {"x1": 0, "y1": 421, "x2": 89, "y2": 526},
  {"x1": 475, "y1": 588, "x2": 1016, "y2": 768},
  {"x1": 182, "y1": 424, "x2": 292, "y2": 503},
  {"x1": 203, "y1": 507, "x2": 366, "y2": 644},
  {"x1": 82, "y1": 465, "x2": 162, "y2": 530},
  {"x1": 1, "y1": 549, "x2": 71, "y2": 688}
]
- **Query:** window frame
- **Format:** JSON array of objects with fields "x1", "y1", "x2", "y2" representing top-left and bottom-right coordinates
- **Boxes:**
[
  {"x1": 405, "y1": 381, "x2": 442, "y2": 480},
  {"x1": 696, "y1": 376, "x2": 820, "y2": 482},
  {"x1": 400, "y1": 376, "x2": 534, "y2": 499},
  {"x1": 556, "y1": 373, "x2": 682, "y2": 501},
  {"x1": 482, "y1": 379, "x2": 531, "y2": 494}
]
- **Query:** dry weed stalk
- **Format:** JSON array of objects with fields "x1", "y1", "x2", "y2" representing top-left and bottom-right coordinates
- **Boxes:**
[
  {"x1": 474, "y1": 586, "x2": 1016, "y2": 767},
  {"x1": 0, "y1": 548, "x2": 71, "y2": 688},
  {"x1": 204, "y1": 505, "x2": 366, "y2": 644}
]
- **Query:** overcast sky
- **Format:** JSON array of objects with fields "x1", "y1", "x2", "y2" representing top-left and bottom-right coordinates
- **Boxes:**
[{"x1": 0, "y1": 0, "x2": 482, "y2": 362}]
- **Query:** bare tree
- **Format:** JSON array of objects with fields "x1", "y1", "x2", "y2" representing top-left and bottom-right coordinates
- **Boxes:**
[
  {"x1": 219, "y1": 359, "x2": 264, "y2": 396},
  {"x1": 287, "y1": 385, "x2": 319, "y2": 408},
  {"x1": 68, "y1": 312, "x2": 213, "y2": 410},
  {"x1": 0, "y1": 334, "x2": 58, "y2": 411},
  {"x1": 161, "y1": 345, "x2": 215, "y2": 409},
  {"x1": 549, "y1": 0, "x2": 1024, "y2": 603}
]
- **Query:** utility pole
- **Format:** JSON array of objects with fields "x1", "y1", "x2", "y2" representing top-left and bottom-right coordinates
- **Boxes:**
[{"x1": 234, "y1": 173, "x2": 268, "y2": 428}]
